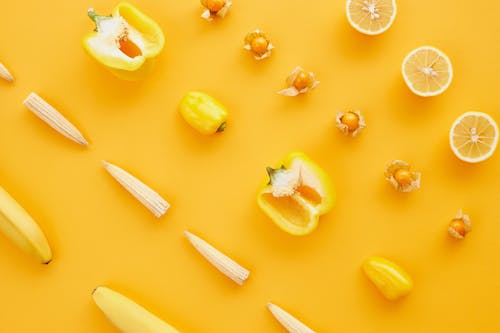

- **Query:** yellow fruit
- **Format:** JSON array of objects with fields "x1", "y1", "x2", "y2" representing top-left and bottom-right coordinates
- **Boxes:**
[
  {"x1": 250, "y1": 37, "x2": 269, "y2": 54},
  {"x1": 0, "y1": 186, "x2": 52, "y2": 264},
  {"x1": 293, "y1": 70, "x2": 313, "y2": 90},
  {"x1": 402, "y1": 46, "x2": 453, "y2": 97},
  {"x1": 363, "y1": 256, "x2": 413, "y2": 300},
  {"x1": 449, "y1": 219, "x2": 466, "y2": 237},
  {"x1": 93, "y1": 286, "x2": 180, "y2": 333},
  {"x1": 346, "y1": 0, "x2": 397, "y2": 35},
  {"x1": 341, "y1": 112, "x2": 360, "y2": 132},
  {"x1": 449, "y1": 111, "x2": 499, "y2": 163},
  {"x1": 394, "y1": 168, "x2": 413, "y2": 186},
  {"x1": 257, "y1": 152, "x2": 335, "y2": 236},
  {"x1": 202, "y1": 0, "x2": 226, "y2": 12}
]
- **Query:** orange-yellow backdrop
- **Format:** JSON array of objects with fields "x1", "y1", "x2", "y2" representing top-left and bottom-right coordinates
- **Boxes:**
[{"x1": 1, "y1": 0, "x2": 499, "y2": 332}]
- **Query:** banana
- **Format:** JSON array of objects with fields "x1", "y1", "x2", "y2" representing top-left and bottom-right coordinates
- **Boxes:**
[
  {"x1": 0, "y1": 185, "x2": 52, "y2": 264},
  {"x1": 93, "y1": 286, "x2": 180, "y2": 333}
]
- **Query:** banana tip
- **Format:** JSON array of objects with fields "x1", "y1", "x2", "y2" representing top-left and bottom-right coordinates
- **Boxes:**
[{"x1": 92, "y1": 286, "x2": 102, "y2": 295}]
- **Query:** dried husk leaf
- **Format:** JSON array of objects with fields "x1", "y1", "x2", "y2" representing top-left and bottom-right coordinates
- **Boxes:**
[
  {"x1": 23, "y1": 92, "x2": 88, "y2": 146},
  {"x1": 184, "y1": 231, "x2": 250, "y2": 285},
  {"x1": 336, "y1": 110, "x2": 366, "y2": 136},
  {"x1": 267, "y1": 303, "x2": 316, "y2": 333},
  {"x1": 277, "y1": 87, "x2": 301, "y2": 97},
  {"x1": 0, "y1": 62, "x2": 14, "y2": 82},
  {"x1": 384, "y1": 160, "x2": 421, "y2": 192},
  {"x1": 102, "y1": 161, "x2": 170, "y2": 218}
]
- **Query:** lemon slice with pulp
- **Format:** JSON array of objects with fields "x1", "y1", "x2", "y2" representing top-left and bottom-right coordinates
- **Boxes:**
[
  {"x1": 402, "y1": 46, "x2": 453, "y2": 97},
  {"x1": 449, "y1": 111, "x2": 499, "y2": 163},
  {"x1": 346, "y1": 0, "x2": 397, "y2": 35}
]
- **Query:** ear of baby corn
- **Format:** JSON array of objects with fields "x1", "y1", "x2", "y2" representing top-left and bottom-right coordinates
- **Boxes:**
[
  {"x1": 102, "y1": 161, "x2": 170, "y2": 218},
  {"x1": 23, "y1": 92, "x2": 88, "y2": 146},
  {"x1": 184, "y1": 231, "x2": 250, "y2": 285},
  {"x1": 0, "y1": 62, "x2": 14, "y2": 82},
  {"x1": 267, "y1": 303, "x2": 316, "y2": 333}
]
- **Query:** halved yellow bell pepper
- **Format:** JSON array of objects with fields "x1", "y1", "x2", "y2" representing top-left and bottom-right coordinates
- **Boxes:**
[
  {"x1": 83, "y1": 2, "x2": 165, "y2": 80},
  {"x1": 257, "y1": 151, "x2": 335, "y2": 235},
  {"x1": 363, "y1": 256, "x2": 413, "y2": 300}
]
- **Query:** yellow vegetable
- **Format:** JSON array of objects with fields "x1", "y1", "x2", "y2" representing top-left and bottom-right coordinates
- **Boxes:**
[
  {"x1": 83, "y1": 2, "x2": 165, "y2": 80},
  {"x1": 257, "y1": 151, "x2": 335, "y2": 235},
  {"x1": 179, "y1": 91, "x2": 228, "y2": 135},
  {"x1": 362, "y1": 256, "x2": 413, "y2": 300}
]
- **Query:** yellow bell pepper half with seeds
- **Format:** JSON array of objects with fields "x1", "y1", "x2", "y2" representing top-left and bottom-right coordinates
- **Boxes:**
[
  {"x1": 179, "y1": 91, "x2": 228, "y2": 135},
  {"x1": 83, "y1": 2, "x2": 165, "y2": 80},
  {"x1": 363, "y1": 256, "x2": 414, "y2": 301},
  {"x1": 257, "y1": 151, "x2": 335, "y2": 236}
]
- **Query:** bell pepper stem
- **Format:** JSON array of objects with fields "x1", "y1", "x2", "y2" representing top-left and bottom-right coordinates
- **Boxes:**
[
  {"x1": 87, "y1": 8, "x2": 112, "y2": 31},
  {"x1": 266, "y1": 165, "x2": 286, "y2": 185},
  {"x1": 216, "y1": 122, "x2": 227, "y2": 133}
]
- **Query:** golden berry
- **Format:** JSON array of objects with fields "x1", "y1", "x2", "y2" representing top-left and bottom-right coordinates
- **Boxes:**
[
  {"x1": 394, "y1": 169, "x2": 413, "y2": 185},
  {"x1": 250, "y1": 36, "x2": 269, "y2": 55},
  {"x1": 293, "y1": 71, "x2": 312, "y2": 90},
  {"x1": 341, "y1": 112, "x2": 360, "y2": 131},
  {"x1": 449, "y1": 219, "x2": 467, "y2": 237},
  {"x1": 203, "y1": 0, "x2": 225, "y2": 12}
]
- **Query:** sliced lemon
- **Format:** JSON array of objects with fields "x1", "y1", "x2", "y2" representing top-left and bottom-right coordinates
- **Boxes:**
[
  {"x1": 402, "y1": 46, "x2": 453, "y2": 97},
  {"x1": 257, "y1": 151, "x2": 335, "y2": 236},
  {"x1": 346, "y1": 0, "x2": 397, "y2": 36},
  {"x1": 449, "y1": 112, "x2": 499, "y2": 163}
]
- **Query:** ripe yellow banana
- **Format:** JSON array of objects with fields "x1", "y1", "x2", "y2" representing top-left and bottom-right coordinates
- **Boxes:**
[
  {"x1": 93, "y1": 286, "x2": 180, "y2": 333},
  {"x1": 0, "y1": 186, "x2": 52, "y2": 264}
]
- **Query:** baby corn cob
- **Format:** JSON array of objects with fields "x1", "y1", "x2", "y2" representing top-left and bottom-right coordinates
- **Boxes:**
[
  {"x1": 23, "y1": 92, "x2": 88, "y2": 146},
  {"x1": 102, "y1": 161, "x2": 170, "y2": 218},
  {"x1": 184, "y1": 231, "x2": 250, "y2": 285},
  {"x1": 267, "y1": 303, "x2": 316, "y2": 333},
  {"x1": 0, "y1": 62, "x2": 14, "y2": 82}
]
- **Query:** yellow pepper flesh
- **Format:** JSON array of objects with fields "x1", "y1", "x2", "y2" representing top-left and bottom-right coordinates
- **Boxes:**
[
  {"x1": 83, "y1": 2, "x2": 165, "y2": 80},
  {"x1": 363, "y1": 256, "x2": 414, "y2": 300},
  {"x1": 179, "y1": 91, "x2": 228, "y2": 135}
]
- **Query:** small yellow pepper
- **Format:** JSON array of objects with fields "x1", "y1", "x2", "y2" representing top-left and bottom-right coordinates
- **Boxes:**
[
  {"x1": 83, "y1": 2, "x2": 165, "y2": 80},
  {"x1": 179, "y1": 91, "x2": 228, "y2": 135},
  {"x1": 363, "y1": 256, "x2": 413, "y2": 301}
]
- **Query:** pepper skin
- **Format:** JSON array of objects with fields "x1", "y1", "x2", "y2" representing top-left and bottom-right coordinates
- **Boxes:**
[
  {"x1": 179, "y1": 91, "x2": 228, "y2": 135},
  {"x1": 363, "y1": 256, "x2": 414, "y2": 300}
]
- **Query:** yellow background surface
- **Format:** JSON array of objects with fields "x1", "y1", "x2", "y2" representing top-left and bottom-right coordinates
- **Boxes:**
[{"x1": 1, "y1": 0, "x2": 499, "y2": 332}]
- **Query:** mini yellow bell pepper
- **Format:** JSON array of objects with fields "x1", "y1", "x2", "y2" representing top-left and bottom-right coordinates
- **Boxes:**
[
  {"x1": 179, "y1": 91, "x2": 228, "y2": 135},
  {"x1": 257, "y1": 151, "x2": 335, "y2": 235},
  {"x1": 83, "y1": 2, "x2": 165, "y2": 80},
  {"x1": 363, "y1": 256, "x2": 413, "y2": 300}
]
